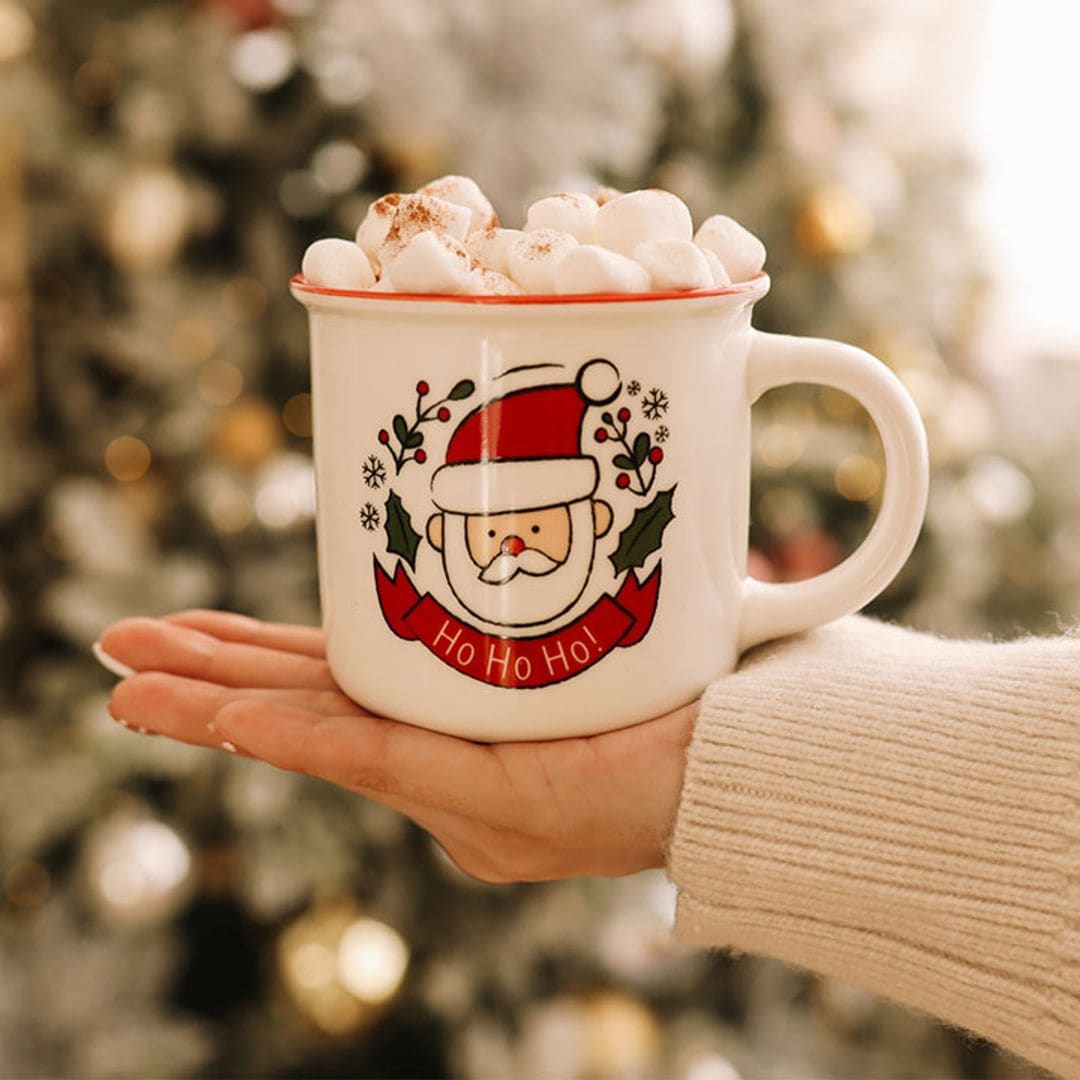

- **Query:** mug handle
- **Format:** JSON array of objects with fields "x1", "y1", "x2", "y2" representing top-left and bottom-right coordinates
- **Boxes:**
[{"x1": 738, "y1": 330, "x2": 930, "y2": 654}]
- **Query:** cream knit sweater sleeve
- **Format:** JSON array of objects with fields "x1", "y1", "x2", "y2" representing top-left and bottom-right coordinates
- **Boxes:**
[{"x1": 668, "y1": 616, "x2": 1079, "y2": 1078}]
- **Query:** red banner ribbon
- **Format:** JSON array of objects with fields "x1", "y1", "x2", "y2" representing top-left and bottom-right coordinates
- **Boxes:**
[{"x1": 374, "y1": 559, "x2": 661, "y2": 689}]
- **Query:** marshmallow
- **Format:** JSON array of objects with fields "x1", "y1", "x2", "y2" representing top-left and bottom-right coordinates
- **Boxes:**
[
  {"x1": 633, "y1": 239, "x2": 713, "y2": 291},
  {"x1": 418, "y1": 174, "x2": 499, "y2": 233},
  {"x1": 376, "y1": 193, "x2": 472, "y2": 267},
  {"x1": 702, "y1": 248, "x2": 732, "y2": 287},
  {"x1": 468, "y1": 269, "x2": 524, "y2": 296},
  {"x1": 694, "y1": 214, "x2": 766, "y2": 282},
  {"x1": 354, "y1": 193, "x2": 402, "y2": 266},
  {"x1": 592, "y1": 185, "x2": 624, "y2": 207},
  {"x1": 383, "y1": 231, "x2": 472, "y2": 294},
  {"x1": 525, "y1": 193, "x2": 599, "y2": 243},
  {"x1": 595, "y1": 189, "x2": 694, "y2": 257},
  {"x1": 507, "y1": 229, "x2": 579, "y2": 294},
  {"x1": 464, "y1": 227, "x2": 524, "y2": 276},
  {"x1": 301, "y1": 238, "x2": 376, "y2": 290},
  {"x1": 555, "y1": 244, "x2": 652, "y2": 295}
]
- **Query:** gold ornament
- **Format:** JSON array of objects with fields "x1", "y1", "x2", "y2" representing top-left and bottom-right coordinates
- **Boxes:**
[
  {"x1": 277, "y1": 895, "x2": 409, "y2": 1036},
  {"x1": 584, "y1": 991, "x2": 663, "y2": 1077},
  {"x1": 104, "y1": 434, "x2": 152, "y2": 482},
  {"x1": 834, "y1": 453, "x2": 882, "y2": 502},
  {"x1": 282, "y1": 392, "x2": 312, "y2": 437},
  {"x1": 795, "y1": 186, "x2": 874, "y2": 260},
  {"x1": 197, "y1": 359, "x2": 244, "y2": 407},
  {"x1": 213, "y1": 398, "x2": 283, "y2": 470}
]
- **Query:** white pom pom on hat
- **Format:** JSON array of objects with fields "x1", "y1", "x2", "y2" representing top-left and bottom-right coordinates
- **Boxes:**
[{"x1": 576, "y1": 358, "x2": 621, "y2": 405}]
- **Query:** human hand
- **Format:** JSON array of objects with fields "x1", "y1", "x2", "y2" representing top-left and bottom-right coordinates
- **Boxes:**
[{"x1": 98, "y1": 611, "x2": 696, "y2": 883}]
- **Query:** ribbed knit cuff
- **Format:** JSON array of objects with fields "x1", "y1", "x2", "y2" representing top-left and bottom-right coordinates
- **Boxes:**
[{"x1": 669, "y1": 616, "x2": 1079, "y2": 1078}]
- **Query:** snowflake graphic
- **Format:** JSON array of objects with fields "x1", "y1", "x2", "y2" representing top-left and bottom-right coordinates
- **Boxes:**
[
  {"x1": 655, "y1": 425, "x2": 669, "y2": 443},
  {"x1": 642, "y1": 387, "x2": 669, "y2": 420},
  {"x1": 626, "y1": 380, "x2": 641, "y2": 396},
  {"x1": 360, "y1": 502, "x2": 380, "y2": 531},
  {"x1": 362, "y1": 454, "x2": 387, "y2": 489}
]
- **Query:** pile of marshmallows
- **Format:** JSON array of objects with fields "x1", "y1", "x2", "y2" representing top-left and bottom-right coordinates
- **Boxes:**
[{"x1": 300, "y1": 175, "x2": 766, "y2": 297}]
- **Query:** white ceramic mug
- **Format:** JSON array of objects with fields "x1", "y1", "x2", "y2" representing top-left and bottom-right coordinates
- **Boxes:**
[{"x1": 292, "y1": 275, "x2": 928, "y2": 742}]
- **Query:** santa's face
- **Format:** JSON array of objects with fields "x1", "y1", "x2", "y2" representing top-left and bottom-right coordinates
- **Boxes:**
[
  {"x1": 435, "y1": 499, "x2": 604, "y2": 628},
  {"x1": 465, "y1": 506, "x2": 572, "y2": 582}
]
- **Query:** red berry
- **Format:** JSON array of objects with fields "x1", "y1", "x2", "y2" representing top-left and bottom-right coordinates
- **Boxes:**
[
  {"x1": 437, "y1": 406, "x2": 451, "y2": 422},
  {"x1": 378, "y1": 429, "x2": 390, "y2": 444},
  {"x1": 649, "y1": 447, "x2": 663, "y2": 464},
  {"x1": 415, "y1": 449, "x2": 427, "y2": 464},
  {"x1": 617, "y1": 406, "x2": 631, "y2": 422},
  {"x1": 615, "y1": 472, "x2": 631, "y2": 489},
  {"x1": 416, "y1": 380, "x2": 430, "y2": 396},
  {"x1": 594, "y1": 427, "x2": 608, "y2": 442}
]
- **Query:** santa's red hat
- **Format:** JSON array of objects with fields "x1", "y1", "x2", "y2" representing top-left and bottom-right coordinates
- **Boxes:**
[{"x1": 431, "y1": 359, "x2": 620, "y2": 514}]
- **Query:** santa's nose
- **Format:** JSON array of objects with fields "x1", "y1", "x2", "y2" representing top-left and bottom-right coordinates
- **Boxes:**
[{"x1": 501, "y1": 535, "x2": 526, "y2": 556}]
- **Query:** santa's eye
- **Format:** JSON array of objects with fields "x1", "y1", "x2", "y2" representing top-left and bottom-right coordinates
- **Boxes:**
[
  {"x1": 530, "y1": 525, "x2": 540, "y2": 534},
  {"x1": 487, "y1": 529, "x2": 496, "y2": 538}
]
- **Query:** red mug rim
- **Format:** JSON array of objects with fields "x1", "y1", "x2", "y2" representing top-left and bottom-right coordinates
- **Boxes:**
[{"x1": 289, "y1": 271, "x2": 769, "y2": 305}]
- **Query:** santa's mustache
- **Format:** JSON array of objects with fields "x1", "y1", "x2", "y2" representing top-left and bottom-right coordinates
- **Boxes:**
[{"x1": 478, "y1": 546, "x2": 562, "y2": 584}]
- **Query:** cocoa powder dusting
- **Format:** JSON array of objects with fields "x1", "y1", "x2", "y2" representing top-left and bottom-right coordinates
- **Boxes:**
[
  {"x1": 385, "y1": 196, "x2": 447, "y2": 246},
  {"x1": 374, "y1": 193, "x2": 402, "y2": 217}
]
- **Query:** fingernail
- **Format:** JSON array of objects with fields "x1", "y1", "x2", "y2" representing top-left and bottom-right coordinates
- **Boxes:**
[
  {"x1": 93, "y1": 641, "x2": 136, "y2": 680},
  {"x1": 220, "y1": 740, "x2": 238, "y2": 754},
  {"x1": 113, "y1": 716, "x2": 131, "y2": 729}
]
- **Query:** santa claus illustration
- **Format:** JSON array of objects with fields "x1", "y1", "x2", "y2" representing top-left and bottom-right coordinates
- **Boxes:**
[{"x1": 425, "y1": 359, "x2": 621, "y2": 629}]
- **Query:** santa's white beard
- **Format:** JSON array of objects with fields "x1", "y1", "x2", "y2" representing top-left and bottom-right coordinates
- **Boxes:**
[
  {"x1": 478, "y1": 546, "x2": 560, "y2": 584},
  {"x1": 441, "y1": 500, "x2": 597, "y2": 629}
]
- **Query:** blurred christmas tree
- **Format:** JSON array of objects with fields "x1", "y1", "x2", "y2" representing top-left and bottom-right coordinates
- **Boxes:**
[{"x1": 0, "y1": 0, "x2": 1073, "y2": 1077}]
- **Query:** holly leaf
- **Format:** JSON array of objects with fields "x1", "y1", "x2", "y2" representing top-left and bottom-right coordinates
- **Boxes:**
[
  {"x1": 632, "y1": 432, "x2": 651, "y2": 466},
  {"x1": 392, "y1": 414, "x2": 409, "y2": 446},
  {"x1": 405, "y1": 430, "x2": 424, "y2": 449},
  {"x1": 612, "y1": 453, "x2": 635, "y2": 470},
  {"x1": 609, "y1": 486, "x2": 676, "y2": 576},
  {"x1": 448, "y1": 379, "x2": 475, "y2": 401},
  {"x1": 384, "y1": 489, "x2": 421, "y2": 570}
]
